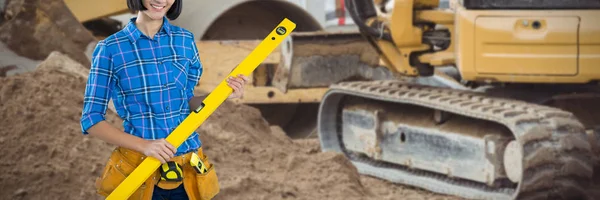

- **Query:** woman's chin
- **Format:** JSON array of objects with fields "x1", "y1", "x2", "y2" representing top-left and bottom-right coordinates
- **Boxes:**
[{"x1": 143, "y1": 11, "x2": 166, "y2": 20}]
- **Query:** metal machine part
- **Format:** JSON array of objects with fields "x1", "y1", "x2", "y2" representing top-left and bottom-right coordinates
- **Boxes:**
[{"x1": 339, "y1": 100, "x2": 514, "y2": 186}]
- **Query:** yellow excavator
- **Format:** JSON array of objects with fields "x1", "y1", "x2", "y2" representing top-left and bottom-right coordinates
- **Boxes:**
[{"x1": 316, "y1": 0, "x2": 600, "y2": 199}]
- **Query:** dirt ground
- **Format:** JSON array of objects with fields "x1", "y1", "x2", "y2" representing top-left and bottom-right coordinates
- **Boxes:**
[{"x1": 0, "y1": 52, "x2": 460, "y2": 200}]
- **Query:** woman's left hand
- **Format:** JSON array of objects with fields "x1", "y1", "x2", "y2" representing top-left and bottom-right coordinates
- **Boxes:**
[{"x1": 227, "y1": 74, "x2": 249, "y2": 99}]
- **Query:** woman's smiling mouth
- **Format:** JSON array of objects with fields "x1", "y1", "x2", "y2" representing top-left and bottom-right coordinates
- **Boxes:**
[{"x1": 151, "y1": 4, "x2": 165, "y2": 10}]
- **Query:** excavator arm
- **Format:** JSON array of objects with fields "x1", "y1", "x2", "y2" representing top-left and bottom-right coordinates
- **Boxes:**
[{"x1": 345, "y1": 0, "x2": 453, "y2": 77}]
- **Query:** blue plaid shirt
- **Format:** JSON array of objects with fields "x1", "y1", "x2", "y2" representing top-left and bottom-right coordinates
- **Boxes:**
[{"x1": 81, "y1": 17, "x2": 202, "y2": 156}]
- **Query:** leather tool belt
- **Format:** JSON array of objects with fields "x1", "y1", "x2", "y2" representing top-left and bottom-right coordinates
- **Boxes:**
[{"x1": 94, "y1": 147, "x2": 219, "y2": 200}]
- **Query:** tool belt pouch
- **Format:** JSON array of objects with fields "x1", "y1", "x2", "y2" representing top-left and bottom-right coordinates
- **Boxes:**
[
  {"x1": 192, "y1": 151, "x2": 219, "y2": 200},
  {"x1": 95, "y1": 148, "x2": 152, "y2": 199}
]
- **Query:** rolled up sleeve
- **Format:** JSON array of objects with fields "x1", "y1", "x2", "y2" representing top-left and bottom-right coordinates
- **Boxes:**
[
  {"x1": 80, "y1": 41, "x2": 114, "y2": 135},
  {"x1": 186, "y1": 37, "x2": 203, "y2": 102}
]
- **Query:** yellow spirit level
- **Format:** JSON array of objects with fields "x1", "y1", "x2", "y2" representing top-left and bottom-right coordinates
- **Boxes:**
[{"x1": 105, "y1": 18, "x2": 296, "y2": 200}]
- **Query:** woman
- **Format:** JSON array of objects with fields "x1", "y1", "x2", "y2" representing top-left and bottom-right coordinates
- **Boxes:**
[{"x1": 80, "y1": 0, "x2": 247, "y2": 199}]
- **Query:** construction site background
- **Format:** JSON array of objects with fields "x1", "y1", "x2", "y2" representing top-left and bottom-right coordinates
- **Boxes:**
[{"x1": 0, "y1": 0, "x2": 599, "y2": 200}]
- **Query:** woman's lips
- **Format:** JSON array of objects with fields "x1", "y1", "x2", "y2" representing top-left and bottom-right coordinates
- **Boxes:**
[{"x1": 150, "y1": 4, "x2": 165, "y2": 11}]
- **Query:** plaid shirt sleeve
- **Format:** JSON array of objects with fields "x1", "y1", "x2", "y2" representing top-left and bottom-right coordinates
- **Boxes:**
[
  {"x1": 186, "y1": 36, "x2": 203, "y2": 102},
  {"x1": 80, "y1": 40, "x2": 114, "y2": 134}
]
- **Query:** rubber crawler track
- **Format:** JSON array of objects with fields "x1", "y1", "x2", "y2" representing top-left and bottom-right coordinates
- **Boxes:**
[{"x1": 322, "y1": 80, "x2": 594, "y2": 200}]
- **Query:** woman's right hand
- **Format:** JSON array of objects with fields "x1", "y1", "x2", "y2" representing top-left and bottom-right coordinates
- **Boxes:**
[
  {"x1": 86, "y1": 121, "x2": 177, "y2": 163},
  {"x1": 139, "y1": 139, "x2": 177, "y2": 163}
]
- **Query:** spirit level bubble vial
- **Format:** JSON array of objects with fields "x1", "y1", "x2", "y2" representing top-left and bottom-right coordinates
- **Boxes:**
[{"x1": 105, "y1": 18, "x2": 296, "y2": 200}]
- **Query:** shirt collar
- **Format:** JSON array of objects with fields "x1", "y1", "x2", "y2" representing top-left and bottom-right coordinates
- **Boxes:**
[{"x1": 125, "y1": 16, "x2": 172, "y2": 43}]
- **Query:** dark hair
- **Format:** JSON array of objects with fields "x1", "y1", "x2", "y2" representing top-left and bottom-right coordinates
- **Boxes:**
[{"x1": 127, "y1": 0, "x2": 182, "y2": 20}]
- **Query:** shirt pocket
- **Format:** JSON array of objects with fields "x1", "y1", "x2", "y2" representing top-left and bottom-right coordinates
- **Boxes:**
[{"x1": 165, "y1": 59, "x2": 190, "y2": 91}]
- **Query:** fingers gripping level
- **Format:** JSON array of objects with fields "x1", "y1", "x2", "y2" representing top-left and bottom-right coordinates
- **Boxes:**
[{"x1": 105, "y1": 18, "x2": 296, "y2": 200}]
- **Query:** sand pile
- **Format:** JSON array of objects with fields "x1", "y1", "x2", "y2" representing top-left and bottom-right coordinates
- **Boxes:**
[
  {"x1": 0, "y1": 52, "x2": 459, "y2": 200},
  {"x1": 0, "y1": 52, "x2": 121, "y2": 200},
  {"x1": 197, "y1": 104, "x2": 371, "y2": 200}
]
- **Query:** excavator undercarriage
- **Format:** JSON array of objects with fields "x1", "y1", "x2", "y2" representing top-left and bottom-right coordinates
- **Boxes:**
[{"x1": 319, "y1": 80, "x2": 596, "y2": 199}]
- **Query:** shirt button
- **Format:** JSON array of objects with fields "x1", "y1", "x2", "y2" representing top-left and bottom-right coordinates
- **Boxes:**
[
  {"x1": 163, "y1": 84, "x2": 167, "y2": 88},
  {"x1": 166, "y1": 106, "x2": 170, "y2": 110}
]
